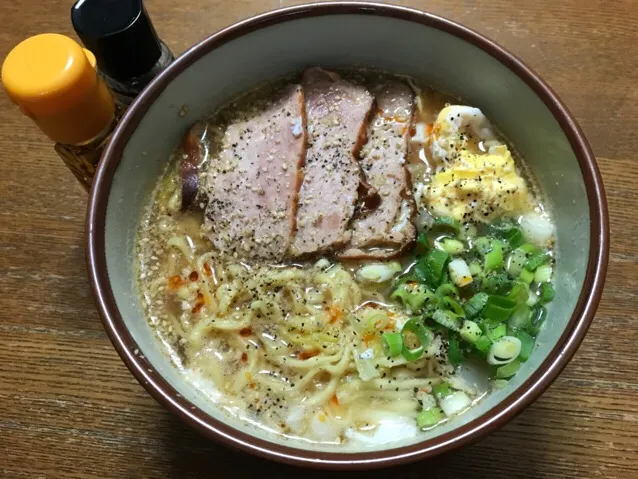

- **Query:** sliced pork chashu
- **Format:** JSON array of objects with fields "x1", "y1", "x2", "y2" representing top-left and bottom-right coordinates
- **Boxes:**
[
  {"x1": 290, "y1": 67, "x2": 375, "y2": 256},
  {"x1": 338, "y1": 77, "x2": 416, "y2": 259},
  {"x1": 202, "y1": 84, "x2": 306, "y2": 260}
]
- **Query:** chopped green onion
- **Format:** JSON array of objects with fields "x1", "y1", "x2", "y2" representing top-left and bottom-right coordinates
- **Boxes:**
[
  {"x1": 448, "y1": 258, "x2": 473, "y2": 287},
  {"x1": 519, "y1": 268, "x2": 535, "y2": 284},
  {"x1": 475, "y1": 335, "x2": 492, "y2": 354},
  {"x1": 516, "y1": 330, "x2": 535, "y2": 362},
  {"x1": 527, "y1": 305, "x2": 547, "y2": 336},
  {"x1": 503, "y1": 228, "x2": 524, "y2": 248},
  {"x1": 400, "y1": 319, "x2": 432, "y2": 361},
  {"x1": 416, "y1": 407, "x2": 444, "y2": 429},
  {"x1": 439, "y1": 238, "x2": 465, "y2": 254},
  {"x1": 540, "y1": 282, "x2": 555, "y2": 303},
  {"x1": 473, "y1": 237, "x2": 493, "y2": 255},
  {"x1": 460, "y1": 320, "x2": 482, "y2": 344},
  {"x1": 485, "y1": 323, "x2": 507, "y2": 342},
  {"x1": 469, "y1": 261, "x2": 482, "y2": 276},
  {"x1": 464, "y1": 292, "x2": 488, "y2": 319},
  {"x1": 525, "y1": 252, "x2": 549, "y2": 271},
  {"x1": 482, "y1": 272, "x2": 512, "y2": 295},
  {"x1": 416, "y1": 231, "x2": 429, "y2": 256},
  {"x1": 482, "y1": 295, "x2": 516, "y2": 323},
  {"x1": 518, "y1": 243, "x2": 539, "y2": 254},
  {"x1": 506, "y1": 248, "x2": 527, "y2": 277},
  {"x1": 507, "y1": 304, "x2": 531, "y2": 333},
  {"x1": 435, "y1": 283, "x2": 458, "y2": 299},
  {"x1": 381, "y1": 332, "x2": 403, "y2": 357},
  {"x1": 484, "y1": 242, "x2": 504, "y2": 272},
  {"x1": 496, "y1": 359, "x2": 521, "y2": 378},
  {"x1": 535, "y1": 264, "x2": 553, "y2": 283},
  {"x1": 441, "y1": 296, "x2": 464, "y2": 316},
  {"x1": 507, "y1": 282, "x2": 529, "y2": 304},
  {"x1": 431, "y1": 309, "x2": 462, "y2": 331},
  {"x1": 432, "y1": 382, "x2": 452, "y2": 400},
  {"x1": 415, "y1": 249, "x2": 450, "y2": 288},
  {"x1": 526, "y1": 290, "x2": 539, "y2": 307},
  {"x1": 433, "y1": 216, "x2": 460, "y2": 233},
  {"x1": 391, "y1": 283, "x2": 433, "y2": 312},
  {"x1": 447, "y1": 336, "x2": 464, "y2": 366}
]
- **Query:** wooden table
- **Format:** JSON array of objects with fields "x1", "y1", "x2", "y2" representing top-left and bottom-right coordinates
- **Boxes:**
[{"x1": 1, "y1": 0, "x2": 636, "y2": 477}]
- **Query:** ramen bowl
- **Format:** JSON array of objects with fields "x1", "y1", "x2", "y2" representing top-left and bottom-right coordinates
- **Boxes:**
[{"x1": 86, "y1": 2, "x2": 608, "y2": 469}]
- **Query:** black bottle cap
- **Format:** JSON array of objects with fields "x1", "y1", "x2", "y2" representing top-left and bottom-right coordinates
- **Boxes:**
[{"x1": 71, "y1": 0, "x2": 162, "y2": 82}]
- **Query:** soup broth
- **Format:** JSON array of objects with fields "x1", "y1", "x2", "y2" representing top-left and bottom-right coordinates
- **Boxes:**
[{"x1": 136, "y1": 68, "x2": 556, "y2": 445}]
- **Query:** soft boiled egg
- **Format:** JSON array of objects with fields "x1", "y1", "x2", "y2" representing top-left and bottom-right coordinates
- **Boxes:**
[{"x1": 421, "y1": 105, "x2": 534, "y2": 223}]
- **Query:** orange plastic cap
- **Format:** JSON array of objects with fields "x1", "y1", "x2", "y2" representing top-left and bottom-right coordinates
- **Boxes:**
[{"x1": 2, "y1": 33, "x2": 114, "y2": 145}]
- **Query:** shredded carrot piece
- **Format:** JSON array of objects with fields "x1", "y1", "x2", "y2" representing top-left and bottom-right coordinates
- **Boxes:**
[{"x1": 330, "y1": 394, "x2": 339, "y2": 406}]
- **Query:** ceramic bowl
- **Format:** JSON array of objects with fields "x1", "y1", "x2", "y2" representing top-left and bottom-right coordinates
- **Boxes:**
[{"x1": 86, "y1": 2, "x2": 608, "y2": 469}]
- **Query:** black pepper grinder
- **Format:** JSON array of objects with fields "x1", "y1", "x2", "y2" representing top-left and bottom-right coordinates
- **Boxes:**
[{"x1": 71, "y1": 0, "x2": 174, "y2": 108}]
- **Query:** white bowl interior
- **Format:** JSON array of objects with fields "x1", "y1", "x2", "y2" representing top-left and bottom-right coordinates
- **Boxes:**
[{"x1": 104, "y1": 13, "x2": 589, "y2": 453}]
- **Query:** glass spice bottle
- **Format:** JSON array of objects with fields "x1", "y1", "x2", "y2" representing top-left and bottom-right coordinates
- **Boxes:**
[
  {"x1": 71, "y1": 0, "x2": 174, "y2": 109},
  {"x1": 2, "y1": 33, "x2": 120, "y2": 191}
]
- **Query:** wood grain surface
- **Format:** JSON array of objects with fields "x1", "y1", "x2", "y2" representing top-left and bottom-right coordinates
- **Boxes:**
[{"x1": 1, "y1": 0, "x2": 636, "y2": 477}]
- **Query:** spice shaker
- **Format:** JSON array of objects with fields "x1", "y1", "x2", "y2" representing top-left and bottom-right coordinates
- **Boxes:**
[
  {"x1": 2, "y1": 34, "x2": 119, "y2": 190},
  {"x1": 71, "y1": 0, "x2": 174, "y2": 108}
]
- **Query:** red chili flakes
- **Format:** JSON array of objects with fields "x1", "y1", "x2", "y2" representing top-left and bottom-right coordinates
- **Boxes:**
[
  {"x1": 241, "y1": 352, "x2": 248, "y2": 362},
  {"x1": 239, "y1": 327, "x2": 252, "y2": 337},
  {"x1": 326, "y1": 306, "x2": 342, "y2": 324},
  {"x1": 203, "y1": 263, "x2": 212, "y2": 276},
  {"x1": 167, "y1": 275, "x2": 184, "y2": 290},
  {"x1": 189, "y1": 271, "x2": 199, "y2": 281},
  {"x1": 191, "y1": 303, "x2": 203, "y2": 314}
]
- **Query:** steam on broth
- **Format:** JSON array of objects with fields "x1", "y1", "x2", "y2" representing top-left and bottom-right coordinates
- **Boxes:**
[{"x1": 136, "y1": 67, "x2": 556, "y2": 446}]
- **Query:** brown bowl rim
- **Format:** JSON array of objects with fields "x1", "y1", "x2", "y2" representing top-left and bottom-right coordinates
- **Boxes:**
[{"x1": 86, "y1": 1, "x2": 609, "y2": 470}]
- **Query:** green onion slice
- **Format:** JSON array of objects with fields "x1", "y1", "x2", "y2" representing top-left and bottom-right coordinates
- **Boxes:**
[
  {"x1": 433, "y1": 216, "x2": 460, "y2": 233},
  {"x1": 431, "y1": 309, "x2": 462, "y2": 331},
  {"x1": 540, "y1": 282, "x2": 555, "y2": 303},
  {"x1": 525, "y1": 252, "x2": 549, "y2": 271},
  {"x1": 460, "y1": 320, "x2": 482, "y2": 344},
  {"x1": 447, "y1": 336, "x2": 465, "y2": 366},
  {"x1": 519, "y1": 268, "x2": 535, "y2": 284},
  {"x1": 464, "y1": 292, "x2": 488, "y2": 319},
  {"x1": 507, "y1": 304, "x2": 531, "y2": 333},
  {"x1": 518, "y1": 243, "x2": 539, "y2": 254},
  {"x1": 381, "y1": 332, "x2": 403, "y2": 357},
  {"x1": 435, "y1": 283, "x2": 458, "y2": 299},
  {"x1": 503, "y1": 228, "x2": 524, "y2": 248},
  {"x1": 516, "y1": 330, "x2": 535, "y2": 362},
  {"x1": 400, "y1": 319, "x2": 432, "y2": 361},
  {"x1": 416, "y1": 231, "x2": 429, "y2": 256},
  {"x1": 527, "y1": 304, "x2": 547, "y2": 336},
  {"x1": 432, "y1": 382, "x2": 452, "y2": 400},
  {"x1": 416, "y1": 407, "x2": 445, "y2": 429},
  {"x1": 496, "y1": 359, "x2": 521, "y2": 378},
  {"x1": 482, "y1": 295, "x2": 517, "y2": 323},
  {"x1": 441, "y1": 296, "x2": 465, "y2": 316},
  {"x1": 484, "y1": 243, "x2": 504, "y2": 272}
]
